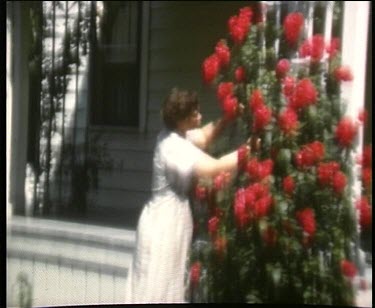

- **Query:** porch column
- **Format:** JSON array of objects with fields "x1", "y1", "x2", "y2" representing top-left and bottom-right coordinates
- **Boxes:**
[
  {"x1": 341, "y1": 1, "x2": 370, "y2": 275},
  {"x1": 7, "y1": 2, "x2": 31, "y2": 216}
]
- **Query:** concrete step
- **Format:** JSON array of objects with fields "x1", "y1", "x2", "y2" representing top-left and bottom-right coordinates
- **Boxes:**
[
  {"x1": 7, "y1": 216, "x2": 136, "y2": 307},
  {"x1": 10, "y1": 216, "x2": 136, "y2": 249},
  {"x1": 8, "y1": 216, "x2": 136, "y2": 277}
]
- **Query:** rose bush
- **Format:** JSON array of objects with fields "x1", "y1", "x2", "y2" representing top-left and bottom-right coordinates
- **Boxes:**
[{"x1": 191, "y1": 2, "x2": 371, "y2": 305}]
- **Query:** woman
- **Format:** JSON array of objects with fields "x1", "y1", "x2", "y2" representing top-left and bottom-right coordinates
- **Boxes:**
[{"x1": 124, "y1": 88, "x2": 249, "y2": 303}]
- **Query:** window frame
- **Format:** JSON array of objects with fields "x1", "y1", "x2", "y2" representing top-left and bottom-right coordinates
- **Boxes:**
[{"x1": 89, "y1": 1, "x2": 150, "y2": 133}]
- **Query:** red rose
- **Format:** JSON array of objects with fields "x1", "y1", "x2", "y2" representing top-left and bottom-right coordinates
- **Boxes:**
[
  {"x1": 222, "y1": 95, "x2": 238, "y2": 120},
  {"x1": 253, "y1": 195, "x2": 273, "y2": 218},
  {"x1": 283, "y1": 12, "x2": 304, "y2": 46},
  {"x1": 190, "y1": 261, "x2": 202, "y2": 287},
  {"x1": 262, "y1": 226, "x2": 277, "y2": 247},
  {"x1": 295, "y1": 141, "x2": 325, "y2": 168},
  {"x1": 310, "y1": 34, "x2": 325, "y2": 62},
  {"x1": 245, "y1": 187, "x2": 257, "y2": 206},
  {"x1": 195, "y1": 185, "x2": 207, "y2": 201},
  {"x1": 217, "y1": 82, "x2": 234, "y2": 102},
  {"x1": 362, "y1": 167, "x2": 372, "y2": 189},
  {"x1": 276, "y1": 59, "x2": 290, "y2": 78},
  {"x1": 235, "y1": 66, "x2": 246, "y2": 82},
  {"x1": 234, "y1": 188, "x2": 250, "y2": 230},
  {"x1": 332, "y1": 171, "x2": 347, "y2": 195},
  {"x1": 214, "y1": 236, "x2": 228, "y2": 257},
  {"x1": 358, "y1": 109, "x2": 368, "y2": 125},
  {"x1": 202, "y1": 54, "x2": 220, "y2": 84},
  {"x1": 356, "y1": 196, "x2": 372, "y2": 229},
  {"x1": 249, "y1": 88, "x2": 265, "y2": 111},
  {"x1": 282, "y1": 76, "x2": 296, "y2": 97},
  {"x1": 239, "y1": 6, "x2": 253, "y2": 21},
  {"x1": 296, "y1": 208, "x2": 316, "y2": 237},
  {"x1": 246, "y1": 158, "x2": 273, "y2": 181},
  {"x1": 228, "y1": 9, "x2": 251, "y2": 45},
  {"x1": 326, "y1": 37, "x2": 340, "y2": 59},
  {"x1": 245, "y1": 183, "x2": 272, "y2": 219},
  {"x1": 246, "y1": 158, "x2": 259, "y2": 180},
  {"x1": 307, "y1": 141, "x2": 325, "y2": 161},
  {"x1": 334, "y1": 66, "x2": 353, "y2": 82},
  {"x1": 208, "y1": 216, "x2": 220, "y2": 237},
  {"x1": 283, "y1": 175, "x2": 295, "y2": 195},
  {"x1": 237, "y1": 145, "x2": 249, "y2": 171},
  {"x1": 258, "y1": 159, "x2": 274, "y2": 180},
  {"x1": 335, "y1": 117, "x2": 357, "y2": 147},
  {"x1": 361, "y1": 145, "x2": 372, "y2": 168},
  {"x1": 298, "y1": 35, "x2": 325, "y2": 62},
  {"x1": 215, "y1": 40, "x2": 230, "y2": 68},
  {"x1": 214, "y1": 173, "x2": 225, "y2": 191},
  {"x1": 294, "y1": 150, "x2": 304, "y2": 168},
  {"x1": 317, "y1": 162, "x2": 341, "y2": 186},
  {"x1": 253, "y1": 104, "x2": 272, "y2": 132},
  {"x1": 250, "y1": 182, "x2": 270, "y2": 199},
  {"x1": 340, "y1": 260, "x2": 357, "y2": 279},
  {"x1": 292, "y1": 78, "x2": 318, "y2": 109},
  {"x1": 278, "y1": 108, "x2": 299, "y2": 134},
  {"x1": 299, "y1": 39, "x2": 311, "y2": 58}
]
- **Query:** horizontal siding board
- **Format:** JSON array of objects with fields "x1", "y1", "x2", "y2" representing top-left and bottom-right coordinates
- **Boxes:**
[
  {"x1": 103, "y1": 149, "x2": 153, "y2": 172},
  {"x1": 150, "y1": 1, "x2": 245, "y2": 10},
  {"x1": 149, "y1": 27, "x2": 223, "y2": 52},
  {"x1": 96, "y1": 169, "x2": 152, "y2": 191},
  {"x1": 89, "y1": 131, "x2": 157, "y2": 151},
  {"x1": 150, "y1": 4, "x2": 243, "y2": 31},
  {"x1": 88, "y1": 189, "x2": 150, "y2": 210},
  {"x1": 149, "y1": 49, "x2": 200, "y2": 72},
  {"x1": 148, "y1": 71, "x2": 201, "y2": 92}
]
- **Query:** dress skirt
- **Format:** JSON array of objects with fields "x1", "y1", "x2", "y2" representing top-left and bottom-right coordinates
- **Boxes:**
[{"x1": 124, "y1": 192, "x2": 193, "y2": 303}]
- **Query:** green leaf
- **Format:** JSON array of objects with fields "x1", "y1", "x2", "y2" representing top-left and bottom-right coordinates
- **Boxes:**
[{"x1": 276, "y1": 148, "x2": 292, "y2": 175}]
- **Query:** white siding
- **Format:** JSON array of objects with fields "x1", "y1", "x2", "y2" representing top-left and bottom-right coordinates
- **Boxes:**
[
  {"x1": 89, "y1": 2, "x2": 246, "y2": 215},
  {"x1": 146, "y1": 1, "x2": 247, "y2": 133}
]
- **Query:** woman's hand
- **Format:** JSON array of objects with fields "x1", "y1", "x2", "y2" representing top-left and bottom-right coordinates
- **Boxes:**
[
  {"x1": 237, "y1": 103, "x2": 245, "y2": 117},
  {"x1": 246, "y1": 136, "x2": 261, "y2": 152}
]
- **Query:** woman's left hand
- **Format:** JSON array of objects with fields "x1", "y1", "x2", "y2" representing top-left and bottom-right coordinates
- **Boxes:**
[{"x1": 237, "y1": 103, "x2": 245, "y2": 117}]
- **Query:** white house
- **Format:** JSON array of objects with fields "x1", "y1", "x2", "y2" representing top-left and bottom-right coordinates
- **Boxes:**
[{"x1": 6, "y1": 1, "x2": 371, "y2": 307}]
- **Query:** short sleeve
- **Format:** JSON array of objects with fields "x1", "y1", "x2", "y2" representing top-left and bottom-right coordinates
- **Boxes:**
[{"x1": 162, "y1": 134, "x2": 205, "y2": 190}]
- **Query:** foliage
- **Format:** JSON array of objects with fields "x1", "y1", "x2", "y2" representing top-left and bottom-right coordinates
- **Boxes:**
[
  {"x1": 16, "y1": 272, "x2": 33, "y2": 308},
  {"x1": 189, "y1": 2, "x2": 371, "y2": 304},
  {"x1": 27, "y1": 2, "x2": 113, "y2": 217}
]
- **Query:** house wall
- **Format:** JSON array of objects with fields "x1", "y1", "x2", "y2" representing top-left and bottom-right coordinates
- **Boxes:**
[
  {"x1": 146, "y1": 1, "x2": 247, "y2": 132},
  {"x1": 89, "y1": 1, "x2": 246, "y2": 227}
]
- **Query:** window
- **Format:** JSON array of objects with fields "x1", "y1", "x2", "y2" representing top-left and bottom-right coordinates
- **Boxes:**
[{"x1": 90, "y1": 1, "x2": 142, "y2": 127}]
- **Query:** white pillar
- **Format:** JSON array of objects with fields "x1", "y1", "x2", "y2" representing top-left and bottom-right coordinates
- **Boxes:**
[
  {"x1": 6, "y1": 3, "x2": 13, "y2": 229},
  {"x1": 340, "y1": 1, "x2": 370, "y2": 279},
  {"x1": 341, "y1": 1, "x2": 370, "y2": 218},
  {"x1": 8, "y1": 2, "x2": 31, "y2": 216}
]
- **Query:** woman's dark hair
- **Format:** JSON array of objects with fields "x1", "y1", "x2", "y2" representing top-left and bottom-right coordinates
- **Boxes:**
[{"x1": 161, "y1": 87, "x2": 199, "y2": 130}]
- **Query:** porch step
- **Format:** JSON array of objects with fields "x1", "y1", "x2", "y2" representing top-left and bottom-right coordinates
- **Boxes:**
[{"x1": 8, "y1": 216, "x2": 136, "y2": 276}]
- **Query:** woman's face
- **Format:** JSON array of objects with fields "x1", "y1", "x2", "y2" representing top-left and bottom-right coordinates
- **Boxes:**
[{"x1": 186, "y1": 108, "x2": 202, "y2": 129}]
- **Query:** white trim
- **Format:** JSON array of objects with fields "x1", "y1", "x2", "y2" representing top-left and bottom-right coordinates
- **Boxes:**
[
  {"x1": 323, "y1": 1, "x2": 334, "y2": 42},
  {"x1": 6, "y1": 2, "x2": 13, "y2": 225},
  {"x1": 139, "y1": 1, "x2": 150, "y2": 133},
  {"x1": 341, "y1": 1, "x2": 370, "y2": 215}
]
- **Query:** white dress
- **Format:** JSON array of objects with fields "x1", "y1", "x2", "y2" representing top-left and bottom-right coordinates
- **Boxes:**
[{"x1": 124, "y1": 129, "x2": 205, "y2": 303}]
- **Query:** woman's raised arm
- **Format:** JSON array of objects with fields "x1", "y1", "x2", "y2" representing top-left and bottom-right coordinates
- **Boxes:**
[
  {"x1": 193, "y1": 144, "x2": 250, "y2": 178},
  {"x1": 188, "y1": 104, "x2": 244, "y2": 151}
]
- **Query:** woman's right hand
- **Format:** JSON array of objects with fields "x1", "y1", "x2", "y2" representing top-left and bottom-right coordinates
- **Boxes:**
[{"x1": 246, "y1": 136, "x2": 261, "y2": 152}]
